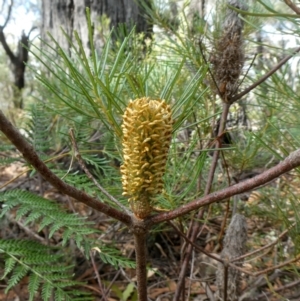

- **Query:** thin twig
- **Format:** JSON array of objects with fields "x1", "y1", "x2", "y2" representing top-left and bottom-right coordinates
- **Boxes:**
[
  {"x1": 284, "y1": 0, "x2": 300, "y2": 14},
  {"x1": 231, "y1": 46, "x2": 300, "y2": 102},
  {"x1": 0, "y1": 168, "x2": 28, "y2": 189},
  {"x1": 168, "y1": 220, "x2": 255, "y2": 277},
  {"x1": 231, "y1": 222, "x2": 295, "y2": 262},
  {"x1": 246, "y1": 278, "x2": 300, "y2": 300},
  {"x1": 14, "y1": 219, "x2": 46, "y2": 243},
  {"x1": 101, "y1": 249, "x2": 135, "y2": 301},
  {"x1": 69, "y1": 129, "x2": 131, "y2": 214},
  {"x1": 254, "y1": 254, "x2": 300, "y2": 276},
  {"x1": 168, "y1": 221, "x2": 223, "y2": 264},
  {"x1": 223, "y1": 259, "x2": 228, "y2": 301},
  {"x1": 90, "y1": 250, "x2": 108, "y2": 301}
]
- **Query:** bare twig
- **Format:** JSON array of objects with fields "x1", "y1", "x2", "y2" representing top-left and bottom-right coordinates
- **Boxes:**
[
  {"x1": 231, "y1": 46, "x2": 300, "y2": 102},
  {"x1": 231, "y1": 222, "x2": 295, "y2": 262},
  {"x1": 69, "y1": 129, "x2": 131, "y2": 214},
  {"x1": 0, "y1": 110, "x2": 131, "y2": 226},
  {"x1": 284, "y1": 0, "x2": 300, "y2": 15},
  {"x1": 90, "y1": 250, "x2": 108, "y2": 301},
  {"x1": 14, "y1": 220, "x2": 45, "y2": 243},
  {"x1": 167, "y1": 220, "x2": 254, "y2": 278},
  {"x1": 168, "y1": 221, "x2": 223, "y2": 264},
  {"x1": 254, "y1": 253, "x2": 300, "y2": 276},
  {"x1": 149, "y1": 148, "x2": 300, "y2": 224},
  {"x1": 246, "y1": 278, "x2": 300, "y2": 300}
]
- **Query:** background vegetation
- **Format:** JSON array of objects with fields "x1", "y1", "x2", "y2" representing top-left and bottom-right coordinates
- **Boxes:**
[{"x1": 1, "y1": 0, "x2": 300, "y2": 300}]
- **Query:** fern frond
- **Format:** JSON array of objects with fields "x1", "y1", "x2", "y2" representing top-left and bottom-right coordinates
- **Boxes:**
[
  {"x1": 0, "y1": 190, "x2": 136, "y2": 270},
  {"x1": 0, "y1": 239, "x2": 92, "y2": 301},
  {"x1": 92, "y1": 243, "x2": 136, "y2": 269},
  {"x1": 0, "y1": 190, "x2": 97, "y2": 251},
  {"x1": 25, "y1": 102, "x2": 53, "y2": 158},
  {"x1": 28, "y1": 273, "x2": 41, "y2": 300}
]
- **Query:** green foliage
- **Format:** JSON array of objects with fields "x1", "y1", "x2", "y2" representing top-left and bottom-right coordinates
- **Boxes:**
[
  {"x1": 0, "y1": 239, "x2": 92, "y2": 301},
  {"x1": 110, "y1": 282, "x2": 137, "y2": 301},
  {"x1": 26, "y1": 102, "x2": 52, "y2": 157},
  {"x1": 0, "y1": 190, "x2": 97, "y2": 250},
  {"x1": 2, "y1": 1, "x2": 300, "y2": 299},
  {"x1": 0, "y1": 189, "x2": 136, "y2": 299},
  {"x1": 0, "y1": 190, "x2": 135, "y2": 270}
]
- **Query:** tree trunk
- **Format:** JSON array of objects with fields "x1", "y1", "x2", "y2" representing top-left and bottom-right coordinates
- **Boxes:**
[{"x1": 41, "y1": 0, "x2": 153, "y2": 54}]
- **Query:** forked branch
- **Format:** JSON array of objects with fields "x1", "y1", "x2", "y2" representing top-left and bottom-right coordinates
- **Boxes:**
[{"x1": 149, "y1": 149, "x2": 300, "y2": 224}]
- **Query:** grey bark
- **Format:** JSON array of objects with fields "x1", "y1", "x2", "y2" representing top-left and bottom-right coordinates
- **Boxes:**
[
  {"x1": 215, "y1": 214, "x2": 247, "y2": 301},
  {"x1": 41, "y1": 0, "x2": 153, "y2": 54}
]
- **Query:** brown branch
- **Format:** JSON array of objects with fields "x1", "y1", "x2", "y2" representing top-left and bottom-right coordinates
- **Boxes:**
[
  {"x1": 0, "y1": 27, "x2": 16, "y2": 63},
  {"x1": 0, "y1": 0, "x2": 16, "y2": 62},
  {"x1": 231, "y1": 46, "x2": 300, "y2": 102},
  {"x1": 0, "y1": 109, "x2": 131, "y2": 226},
  {"x1": 173, "y1": 102, "x2": 231, "y2": 301},
  {"x1": 284, "y1": 0, "x2": 300, "y2": 15},
  {"x1": 149, "y1": 149, "x2": 300, "y2": 224},
  {"x1": 133, "y1": 220, "x2": 149, "y2": 301},
  {"x1": 90, "y1": 250, "x2": 108, "y2": 301}
]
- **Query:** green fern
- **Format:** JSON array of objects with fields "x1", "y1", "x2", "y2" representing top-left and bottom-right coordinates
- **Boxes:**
[
  {"x1": 0, "y1": 134, "x2": 22, "y2": 165},
  {"x1": 26, "y1": 103, "x2": 52, "y2": 158},
  {"x1": 0, "y1": 239, "x2": 92, "y2": 301},
  {"x1": 0, "y1": 190, "x2": 135, "y2": 268},
  {"x1": 0, "y1": 190, "x2": 97, "y2": 249}
]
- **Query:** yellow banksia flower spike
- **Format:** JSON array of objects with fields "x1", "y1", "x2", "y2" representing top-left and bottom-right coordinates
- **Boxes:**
[{"x1": 120, "y1": 97, "x2": 172, "y2": 219}]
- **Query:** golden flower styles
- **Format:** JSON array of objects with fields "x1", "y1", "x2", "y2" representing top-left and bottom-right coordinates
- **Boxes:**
[{"x1": 121, "y1": 97, "x2": 172, "y2": 219}]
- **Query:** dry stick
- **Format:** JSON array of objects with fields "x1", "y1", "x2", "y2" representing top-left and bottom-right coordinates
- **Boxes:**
[
  {"x1": 247, "y1": 278, "x2": 300, "y2": 300},
  {"x1": 232, "y1": 222, "x2": 296, "y2": 263},
  {"x1": 230, "y1": 45, "x2": 300, "y2": 103},
  {"x1": 90, "y1": 250, "x2": 108, "y2": 301},
  {"x1": 254, "y1": 253, "x2": 300, "y2": 277},
  {"x1": 69, "y1": 128, "x2": 131, "y2": 214},
  {"x1": 0, "y1": 151, "x2": 73, "y2": 190},
  {"x1": 0, "y1": 110, "x2": 131, "y2": 226},
  {"x1": 14, "y1": 219, "x2": 46, "y2": 243},
  {"x1": 0, "y1": 168, "x2": 28, "y2": 189},
  {"x1": 284, "y1": 0, "x2": 300, "y2": 15},
  {"x1": 168, "y1": 221, "x2": 223, "y2": 264},
  {"x1": 168, "y1": 221, "x2": 254, "y2": 285},
  {"x1": 223, "y1": 262, "x2": 228, "y2": 301},
  {"x1": 172, "y1": 102, "x2": 231, "y2": 301}
]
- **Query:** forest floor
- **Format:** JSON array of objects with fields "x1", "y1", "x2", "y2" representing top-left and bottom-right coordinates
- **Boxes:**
[{"x1": 1, "y1": 161, "x2": 300, "y2": 301}]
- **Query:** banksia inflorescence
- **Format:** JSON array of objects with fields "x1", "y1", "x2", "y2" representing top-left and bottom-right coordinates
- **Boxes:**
[
  {"x1": 211, "y1": 0, "x2": 248, "y2": 102},
  {"x1": 121, "y1": 97, "x2": 172, "y2": 219}
]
